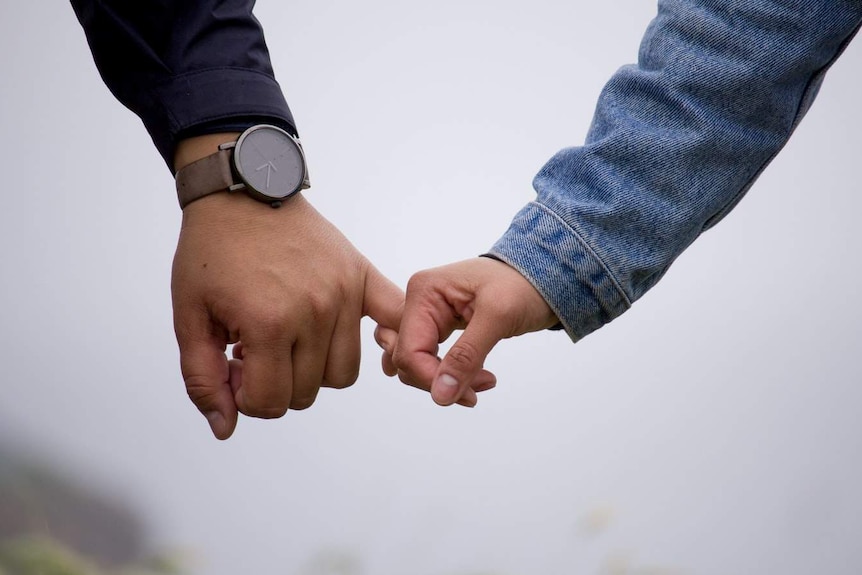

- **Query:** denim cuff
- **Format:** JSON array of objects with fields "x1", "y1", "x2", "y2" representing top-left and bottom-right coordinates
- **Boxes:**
[
  {"x1": 146, "y1": 68, "x2": 297, "y2": 170},
  {"x1": 487, "y1": 201, "x2": 631, "y2": 342}
]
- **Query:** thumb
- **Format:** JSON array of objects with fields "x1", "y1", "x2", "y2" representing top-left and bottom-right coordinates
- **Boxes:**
[
  {"x1": 177, "y1": 328, "x2": 239, "y2": 440},
  {"x1": 431, "y1": 313, "x2": 502, "y2": 406},
  {"x1": 363, "y1": 264, "x2": 405, "y2": 330}
]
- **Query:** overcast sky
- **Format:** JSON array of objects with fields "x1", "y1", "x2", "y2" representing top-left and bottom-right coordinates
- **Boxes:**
[{"x1": 2, "y1": 2, "x2": 861, "y2": 574}]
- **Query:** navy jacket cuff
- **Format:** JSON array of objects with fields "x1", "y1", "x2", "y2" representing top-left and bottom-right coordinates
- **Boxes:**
[{"x1": 143, "y1": 68, "x2": 296, "y2": 170}]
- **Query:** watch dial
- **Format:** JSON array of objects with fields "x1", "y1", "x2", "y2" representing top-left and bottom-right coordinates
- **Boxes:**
[{"x1": 235, "y1": 126, "x2": 304, "y2": 199}]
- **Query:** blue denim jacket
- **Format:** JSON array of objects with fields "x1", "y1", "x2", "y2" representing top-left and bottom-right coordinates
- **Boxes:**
[{"x1": 488, "y1": 0, "x2": 862, "y2": 341}]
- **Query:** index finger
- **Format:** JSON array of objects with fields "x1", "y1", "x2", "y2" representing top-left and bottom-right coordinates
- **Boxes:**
[
  {"x1": 392, "y1": 298, "x2": 445, "y2": 392},
  {"x1": 393, "y1": 298, "x2": 490, "y2": 408},
  {"x1": 232, "y1": 337, "x2": 295, "y2": 419}
]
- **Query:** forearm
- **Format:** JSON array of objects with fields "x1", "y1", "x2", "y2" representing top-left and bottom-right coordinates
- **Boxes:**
[
  {"x1": 70, "y1": 0, "x2": 296, "y2": 170},
  {"x1": 490, "y1": 0, "x2": 862, "y2": 341}
]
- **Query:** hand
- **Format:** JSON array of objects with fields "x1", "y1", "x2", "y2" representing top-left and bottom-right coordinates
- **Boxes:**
[
  {"x1": 171, "y1": 135, "x2": 403, "y2": 439},
  {"x1": 376, "y1": 257, "x2": 559, "y2": 407}
]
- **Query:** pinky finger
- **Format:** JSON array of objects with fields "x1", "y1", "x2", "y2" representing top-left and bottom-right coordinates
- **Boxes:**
[
  {"x1": 455, "y1": 368, "x2": 497, "y2": 406},
  {"x1": 381, "y1": 351, "x2": 398, "y2": 377},
  {"x1": 457, "y1": 389, "x2": 478, "y2": 408}
]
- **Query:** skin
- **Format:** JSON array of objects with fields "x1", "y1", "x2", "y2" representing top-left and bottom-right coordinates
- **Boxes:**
[
  {"x1": 172, "y1": 133, "x2": 405, "y2": 439},
  {"x1": 376, "y1": 257, "x2": 560, "y2": 407}
]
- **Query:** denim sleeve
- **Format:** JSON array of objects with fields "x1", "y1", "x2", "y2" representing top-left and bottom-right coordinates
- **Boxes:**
[
  {"x1": 69, "y1": 0, "x2": 296, "y2": 171},
  {"x1": 488, "y1": 0, "x2": 862, "y2": 342}
]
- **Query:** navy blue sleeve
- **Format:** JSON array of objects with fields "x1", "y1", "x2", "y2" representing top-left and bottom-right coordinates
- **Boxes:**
[{"x1": 70, "y1": 0, "x2": 297, "y2": 172}]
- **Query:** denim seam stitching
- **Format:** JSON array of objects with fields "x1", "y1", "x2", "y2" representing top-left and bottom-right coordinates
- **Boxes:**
[{"x1": 532, "y1": 200, "x2": 633, "y2": 309}]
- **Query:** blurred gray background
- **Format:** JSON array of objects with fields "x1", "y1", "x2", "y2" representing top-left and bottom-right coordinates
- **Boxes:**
[{"x1": 1, "y1": 2, "x2": 861, "y2": 574}]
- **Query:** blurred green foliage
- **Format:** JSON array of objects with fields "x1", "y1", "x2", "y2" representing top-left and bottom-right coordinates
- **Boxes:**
[
  {"x1": 0, "y1": 536, "x2": 185, "y2": 575},
  {"x1": 0, "y1": 444, "x2": 186, "y2": 575},
  {"x1": 1, "y1": 448, "x2": 685, "y2": 575}
]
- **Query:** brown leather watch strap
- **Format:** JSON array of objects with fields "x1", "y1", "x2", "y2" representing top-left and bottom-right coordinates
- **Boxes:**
[{"x1": 175, "y1": 148, "x2": 236, "y2": 209}]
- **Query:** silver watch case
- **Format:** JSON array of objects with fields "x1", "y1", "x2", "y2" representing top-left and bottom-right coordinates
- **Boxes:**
[{"x1": 221, "y1": 125, "x2": 311, "y2": 207}]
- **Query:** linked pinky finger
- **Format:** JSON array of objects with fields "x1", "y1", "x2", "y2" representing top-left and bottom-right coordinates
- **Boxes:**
[
  {"x1": 381, "y1": 351, "x2": 398, "y2": 377},
  {"x1": 471, "y1": 370, "x2": 497, "y2": 393}
]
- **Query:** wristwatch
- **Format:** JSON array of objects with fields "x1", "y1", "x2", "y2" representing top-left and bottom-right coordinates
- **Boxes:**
[{"x1": 175, "y1": 124, "x2": 310, "y2": 209}]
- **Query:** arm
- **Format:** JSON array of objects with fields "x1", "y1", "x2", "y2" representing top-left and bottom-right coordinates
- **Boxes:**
[
  {"x1": 72, "y1": 1, "x2": 404, "y2": 438},
  {"x1": 70, "y1": 0, "x2": 295, "y2": 167},
  {"x1": 387, "y1": 0, "x2": 862, "y2": 405}
]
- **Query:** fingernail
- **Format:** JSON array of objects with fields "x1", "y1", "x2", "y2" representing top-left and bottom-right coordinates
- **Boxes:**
[
  {"x1": 437, "y1": 374, "x2": 459, "y2": 388},
  {"x1": 433, "y1": 374, "x2": 461, "y2": 404},
  {"x1": 205, "y1": 411, "x2": 225, "y2": 437}
]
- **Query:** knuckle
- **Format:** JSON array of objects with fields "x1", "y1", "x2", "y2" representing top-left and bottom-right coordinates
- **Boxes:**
[
  {"x1": 405, "y1": 270, "x2": 434, "y2": 294},
  {"x1": 391, "y1": 347, "x2": 403, "y2": 366},
  {"x1": 397, "y1": 371, "x2": 416, "y2": 387},
  {"x1": 447, "y1": 340, "x2": 480, "y2": 370},
  {"x1": 243, "y1": 404, "x2": 289, "y2": 419},
  {"x1": 381, "y1": 354, "x2": 398, "y2": 378},
  {"x1": 391, "y1": 346, "x2": 411, "y2": 369},
  {"x1": 184, "y1": 375, "x2": 220, "y2": 406},
  {"x1": 324, "y1": 368, "x2": 359, "y2": 390},
  {"x1": 249, "y1": 311, "x2": 289, "y2": 341},
  {"x1": 396, "y1": 369, "x2": 431, "y2": 392},
  {"x1": 240, "y1": 302, "x2": 300, "y2": 341},
  {"x1": 290, "y1": 396, "x2": 317, "y2": 411},
  {"x1": 302, "y1": 290, "x2": 334, "y2": 324},
  {"x1": 240, "y1": 394, "x2": 289, "y2": 419}
]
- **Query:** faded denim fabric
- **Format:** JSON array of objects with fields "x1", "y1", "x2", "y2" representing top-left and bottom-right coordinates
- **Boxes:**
[{"x1": 489, "y1": 0, "x2": 862, "y2": 341}]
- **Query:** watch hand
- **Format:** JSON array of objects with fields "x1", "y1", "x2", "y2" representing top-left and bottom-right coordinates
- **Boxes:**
[{"x1": 256, "y1": 161, "x2": 277, "y2": 189}]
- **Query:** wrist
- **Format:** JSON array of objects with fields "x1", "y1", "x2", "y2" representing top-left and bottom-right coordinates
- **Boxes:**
[
  {"x1": 181, "y1": 187, "x2": 308, "y2": 229},
  {"x1": 174, "y1": 126, "x2": 310, "y2": 210}
]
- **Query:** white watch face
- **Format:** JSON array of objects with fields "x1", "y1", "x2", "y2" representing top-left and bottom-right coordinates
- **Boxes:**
[{"x1": 234, "y1": 125, "x2": 305, "y2": 200}]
